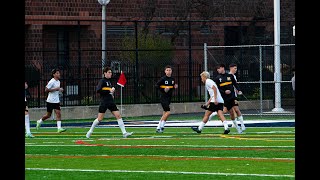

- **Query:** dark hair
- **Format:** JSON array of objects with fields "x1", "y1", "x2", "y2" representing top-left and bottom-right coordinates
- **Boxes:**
[
  {"x1": 103, "y1": 66, "x2": 112, "y2": 73},
  {"x1": 292, "y1": 66, "x2": 295, "y2": 72},
  {"x1": 164, "y1": 65, "x2": 172, "y2": 70},
  {"x1": 51, "y1": 68, "x2": 60, "y2": 77},
  {"x1": 229, "y1": 63, "x2": 237, "y2": 68},
  {"x1": 217, "y1": 63, "x2": 226, "y2": 68}
]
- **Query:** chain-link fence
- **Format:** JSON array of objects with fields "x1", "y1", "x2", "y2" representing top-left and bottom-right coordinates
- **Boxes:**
[
  {"x1": 204, "y1": 44, "x2": 295, "y2": 115},
  {"x1": 25, "y1": 19, "x2": 295, "y2": 114}
]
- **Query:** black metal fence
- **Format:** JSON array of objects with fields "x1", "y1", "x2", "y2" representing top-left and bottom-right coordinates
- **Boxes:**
[{"x1": 25, "y1": 19, "x2": 295, "y2": 108}]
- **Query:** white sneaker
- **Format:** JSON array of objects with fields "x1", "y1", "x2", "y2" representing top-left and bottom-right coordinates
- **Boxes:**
[
  {"x1": 123, "y1": 132, "x2": 133, "y2": 138},
  {"x1": 86, "y1": 131, "x2": 92, "y2": 138}
]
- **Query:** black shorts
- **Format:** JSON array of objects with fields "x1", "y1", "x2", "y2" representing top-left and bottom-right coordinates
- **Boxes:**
[
  {"x1": 25, "y1": 101, "x2": 28, "y2": 112},
  {"x1": 160, "y1": 96, "x2": 171, "y2": 111},
  {"x1": 207, "y1": 102, "x2": 224, "y2": 112},
  {"x1": 46, "y1": 102, "x2": 61, "y2": 113},
  {"x1": 98, "y1": 102, "x2": 119, "y2": 113},
  {"x1": 224, "y1": 99, "x2": 239, "y2": 111}
]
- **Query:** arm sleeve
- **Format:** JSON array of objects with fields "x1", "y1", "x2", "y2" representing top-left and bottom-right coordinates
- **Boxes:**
[
  {"x1": 46, "y1": 80, "x2": 53, "y2": 89},
  {"x1": 231, "y1": 75, "x2": 241, "y2": 91},
  {"x1": 213, "y1": 77, "x2": 224, "y2": 95},
  {"x1": 155, "y1": 77, "x2": 163, "y2": 90},
  {"x1": 96, "y1": 79, "x2": 104, "y2": 93}
]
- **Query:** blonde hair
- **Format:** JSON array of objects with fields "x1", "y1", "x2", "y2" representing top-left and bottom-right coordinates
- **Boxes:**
[{"x1": 200, "y1": 71, "x2": 210, "y2": 79}]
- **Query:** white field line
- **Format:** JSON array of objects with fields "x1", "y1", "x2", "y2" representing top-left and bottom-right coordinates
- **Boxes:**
[
  {"x1": 29, "y1": 132, "x2": 295, "y2": 136},
  {"x1": 26, "y1": 137, "x2": 295, "y2": 141},
  {"x1": 26, "y1": 153, "x2": 295, "y2": 161},
  {"x1": 25, "y1": 168, "x2": 294, "y2": 178},
  {"x1": 25, "y1": 144, "x2": 294, "y2": 148}
]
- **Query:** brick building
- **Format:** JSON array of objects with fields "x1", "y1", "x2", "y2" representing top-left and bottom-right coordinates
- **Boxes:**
[{"x1": 25, "y1": 0, "x2": 295, "y2": 106}]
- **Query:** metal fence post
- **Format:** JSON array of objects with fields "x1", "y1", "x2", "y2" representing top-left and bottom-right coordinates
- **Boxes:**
[
  {"x1": 259, "y1": 45, "x2": 263, "y2": 116},
  {"x1": 134, "y1": 21, "x2": 139, "y2": 103}
]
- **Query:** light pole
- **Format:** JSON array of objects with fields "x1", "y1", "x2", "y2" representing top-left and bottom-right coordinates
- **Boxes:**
[
  {"x1": 98, "y1": 0, "x2": 110, "y2": 73},
  {"x1": 272, "y1": 0, "x2": 284, "y2": 112}
]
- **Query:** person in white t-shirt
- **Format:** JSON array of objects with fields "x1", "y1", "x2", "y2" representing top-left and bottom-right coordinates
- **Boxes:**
[
  {"x1": 36, "y1": 68, "x2": 67, "y2": 133},
  {"x1": 25, "y1": 81, "x2": 34, "y2": 138},
  {"x1": 191, "y1": 71, "x2": 230, "y2": 134},
  {"x1": 207, "y1": 63, "x2": 246, "y2": 131}
]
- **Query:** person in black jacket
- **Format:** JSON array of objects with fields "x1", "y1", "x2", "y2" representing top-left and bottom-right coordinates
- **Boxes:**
[
  {"x1": 86, "y1": 67, "x2": 133, "y2": 138},
  {"x1": 214, "y1": 64, "x2": 242, "y2": 134},
  {"x1": 155, "y1": 65, "x2": 178, "y2": 133}
]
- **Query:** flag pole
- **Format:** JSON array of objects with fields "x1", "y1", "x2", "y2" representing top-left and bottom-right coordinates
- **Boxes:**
[
  {"x1": 121, "y1": 77, "x2": 123, "y2": 115},
  {"x1": 120, "y1": 70, "x2": 123, "y2": 115}
]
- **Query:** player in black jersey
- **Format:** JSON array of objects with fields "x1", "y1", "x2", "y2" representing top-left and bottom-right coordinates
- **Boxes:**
[
  {"x1": 86, "y1": 67, "x2": 133, "y2": 138},
  {"x1": 155, "y1": 65, "x2": 178, "y2": 133},
  {"x1": 214, "y1": 64, "x2": 242, "y2": 134}
]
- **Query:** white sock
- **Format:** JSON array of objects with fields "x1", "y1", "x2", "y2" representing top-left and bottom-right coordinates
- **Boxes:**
[
  {"x1": 25, "y1": 114, "x2": 31, "y2": 134},
  {"x1": 38, "y1": 119, "x2": 43, "y2": 124},
  {"x1": 160, "y1": 120, "x2": 166, "y2": 128},
  {"x1": 208, "y1": 111, "x2": 217, "y2": 121},
  {"x1": 117, "y1": 118, "x2": 127, "y2": 134},
  {"x1": 198, "y1": 121, "x2": 206, "y2": 131},
  {"x1": 156, "y1": 120, "x2": 162, "y2": 129},
  {"x1": 238, "y1": 115, "x2": 245, "y2": 127},
  {"x1": 223, "y1": 120, "x2": 229, "y2": 130},
  {"x1": 89, "y1": 119, "x2": 100, "y2": 132},
  {"x1": 57, "y1": 121, "x2": 61, "y2": 129},
  {"x1": 232, "y1": 120, "x2": 239, "y2": 128}
]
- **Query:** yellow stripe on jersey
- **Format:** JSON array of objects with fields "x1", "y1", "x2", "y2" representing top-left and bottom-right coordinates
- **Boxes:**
[
  {"x1": 102, "y1": 87, "x2": 112, "y2": 90},
  {"x1": 219, "y1": 82, "x2": 232, "y2": 86},
  {"x1": 160, "y1": 85, "x2": 174, "y2": 89}
]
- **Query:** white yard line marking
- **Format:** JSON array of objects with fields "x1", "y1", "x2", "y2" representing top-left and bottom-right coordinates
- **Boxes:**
[
  {"x1": 25, "y1": 144, "x2": 294, "y2": 148},
  {"x1": 25, "y1": 168, "x2": 294, "y2": 178},
  {"x1": 26, "y1": 154, "x2": 295, "y2": 161}
]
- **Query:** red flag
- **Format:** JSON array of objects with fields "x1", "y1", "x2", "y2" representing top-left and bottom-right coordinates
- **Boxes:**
[{"x1": 117, "y1": 71, "x2": 127, "y2": 87}]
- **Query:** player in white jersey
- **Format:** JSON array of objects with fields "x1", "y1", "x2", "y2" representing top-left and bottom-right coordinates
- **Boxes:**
[
  {"x1": 208, "y1": 63, "x2": 246, "y2": 131},
  {"x1": 191, "y1": 71, "x2": 230, "y2": 134},
  {"x1": 36, "y1": 68, "x2": 67, "y2": 133},
  {"x1": 25, "y1": 82, "x2": 34, "y2": 138}
]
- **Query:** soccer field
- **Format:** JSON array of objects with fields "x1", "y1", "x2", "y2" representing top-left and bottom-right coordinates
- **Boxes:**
[{"x1": 25, "y1": 125, "x2": 295, "y2": 179}]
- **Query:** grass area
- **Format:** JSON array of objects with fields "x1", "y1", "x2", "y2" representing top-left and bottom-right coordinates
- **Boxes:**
[
  {"x1": 33, "y1": 113, "x2": 295, "y2": 124},
  {"x1": 26, "y1": 127, "x2": 295, "y2": 179}
]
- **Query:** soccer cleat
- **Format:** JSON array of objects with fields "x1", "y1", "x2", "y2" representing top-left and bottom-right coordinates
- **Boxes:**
[
  {"x1": 241, "y1": 125, "x2": 246, "y2": 131},
  {"x1": 200, "y1": 105, "x2": 209, "y2": 110},
  {"x1": 236, "y1": 127, "x2": 243, "y2": 134},
  {"x1": 36, "y1": 120, "x2": 41, "y2": 130},
  {"x1": 224, "y1": 129, "x2": 230, "y2": 134},
  {"x1": 156, "y1": 129, "x2": 163, "y2": 133},
  {"x1": 123, "y1": 132, "x2": 133, "y2": 138},
  {"x1": 25, "y1": 133, "x2": 35, "y2": 138},
  {"x1": 57, "y1": 128, "x2": 67, "y2": 133},
  {"x1": 191, "y1": 126, "x2": 202, "y2": 133},
  {"x1": 86, "y1": 131, "x2": 92, "y2": 138}
]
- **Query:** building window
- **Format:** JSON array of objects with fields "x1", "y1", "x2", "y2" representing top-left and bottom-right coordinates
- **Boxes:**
[{"x1": 57, "y1": 30, "x2": 69, "y2": 68}]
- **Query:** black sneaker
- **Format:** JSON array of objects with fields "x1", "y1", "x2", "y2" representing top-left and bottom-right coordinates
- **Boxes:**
[
  {"x1": 191, "y1": 126, "x2": 201, "y2": 133},
  {"x1": 156, "y1": 129, "x2": 163, "y2": 133},
  {"x1": 224, "y1": 129, "x2": 230, "y2": 134}
]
